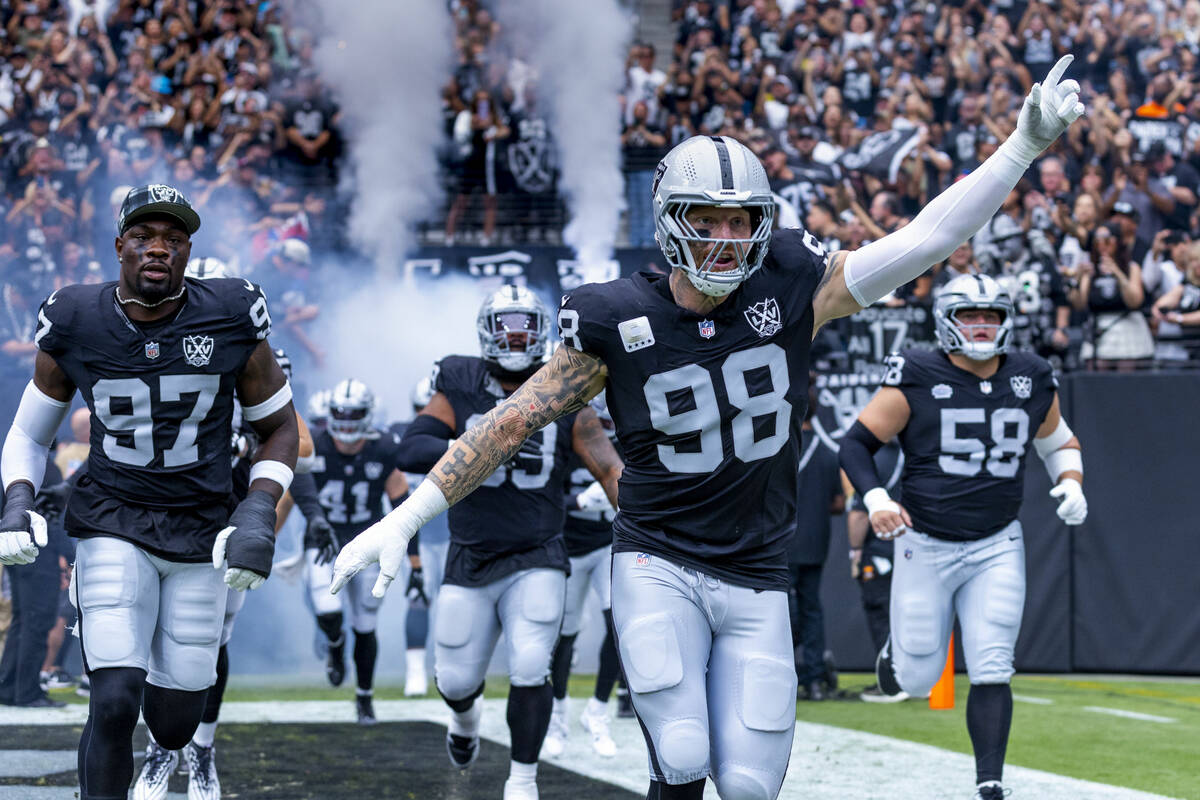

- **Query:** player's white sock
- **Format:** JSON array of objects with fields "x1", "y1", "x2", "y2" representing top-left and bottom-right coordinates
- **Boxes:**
[
  {"x1": 509, "y1": 759, "x2": 537, "y2": 782},
  {"x1": 356, "y1": 688, "x2": 373, "y2": 697},
  {"x1": 192, "y1": 721, "x2": 218, "y2": 748},
  {"x1": 449, "y1": 698, "x2": 481, "y2": 738},
  {"x1": 585, "y1": 697, "x2": 607, "y2": 718}
]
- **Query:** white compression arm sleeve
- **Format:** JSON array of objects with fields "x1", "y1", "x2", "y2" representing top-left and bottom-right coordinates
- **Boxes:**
[
  {"x1": 843, "y1": 138, "x2": 1034, "y2": 307},
  {"x1": 2, "y1": 381, "x2": 70, "y2": 493}
]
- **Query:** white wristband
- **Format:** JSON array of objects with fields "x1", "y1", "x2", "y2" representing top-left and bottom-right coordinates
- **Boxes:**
[
  {"x1": 862, "y1": 487, "x2": 899, "y2": 517},
  {"x1": 249, "y1": 459, "x2": 294, "y2": 493},
  {"x1": 1034, "y1": 416, "x2": 1074, "y2": 457}
]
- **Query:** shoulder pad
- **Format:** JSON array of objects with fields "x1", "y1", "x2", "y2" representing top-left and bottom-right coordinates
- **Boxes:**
[
  {"x1": 764, "y1": 227, "x2": 828, "y2": 273},
  {"x1": 35, "y1": 283, "x2": 98, "y2": 355}
]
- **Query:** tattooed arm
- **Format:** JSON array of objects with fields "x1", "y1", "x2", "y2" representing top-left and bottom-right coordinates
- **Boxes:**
[
  {"x1": 811, "y1": 250, "x2": 863, "y2": 337},
  {"x1": 429, "y1": 344, "x2": 608, "y2": 505},
  {"x1": 330, "y1": 345, "x2": 608, "y2": 598},
  {"x1": 570, "y1": 405, "x2": 623, "y2": 508}
]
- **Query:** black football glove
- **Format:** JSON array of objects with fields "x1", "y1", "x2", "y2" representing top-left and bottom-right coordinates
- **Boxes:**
[
  {"x1": 506, "y1": 436, "x2": 544, "y2": 470},
  {"x1": 406, "y1": 566, "x2": 429, "y2": 607},
  {"x1": 305, "y1": 514, "x2": 338, "y2": 566},
  {"x1": 1, "y1": 483, "x2": 48, "y2": 566},
  {"x1": 212, "y1": 489, "x2": 277, "y2": 590}
]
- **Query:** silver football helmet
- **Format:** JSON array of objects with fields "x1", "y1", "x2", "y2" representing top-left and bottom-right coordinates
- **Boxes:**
[
  {"x1": 477, "y1": 285, "x2": 550, "y2": 373},
  {"x1": 185, "y1": 257, "x2": 231, "y2": 280},
  {"x1": 272, "y1": 347, "x2": 292, "y2": 381},
  {"x1": 934, "y1": 274, "x2": 1015, "y2": 361},
  {"x1": 589, "y1": 390, "x2": 616, "y2": 442},
  {"x1": 307, "y1": 389, "x2": 331, "y2": 427},
  {"x1": 653, "y1": 135, "x2": 775, "y2": 297},
  {"x1": 411, "y1": 375, "x2": 435, "y2": 412},
  {"x1": 328, "y1": 379, "x2": 377, "y2": 443}
]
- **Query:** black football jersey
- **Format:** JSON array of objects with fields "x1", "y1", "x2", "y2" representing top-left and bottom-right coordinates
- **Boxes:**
[
  {"x1": 886, "y1": 348, "x2": 1057, "y2": 540},
  {"x1": 562, "y1": 449, "x2": 615, "y2": 558},
  {"x1": 559, "y1": 228, "x2": 827, "y2": 590},
  {"x1": 35, "y1": 277, "x2": 271, "y2": 560},
  {"x1": 310, "y1": 428, "x2": 405, "y2": 544},
  {"x1": 435, "y1": 355, "x2": 576, "y2": 587}
]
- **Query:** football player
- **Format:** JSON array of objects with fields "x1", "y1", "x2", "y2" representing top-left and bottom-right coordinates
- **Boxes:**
[
  {"x1": 332, "y1": 58, "x2": 1085, "y2": 799},
  {"x1": 306, "y1": 378, "x2": 410, "y2": 724},
  {"x1": 133, "y1": 346, "x2": 318, "y2": 800},
  {"x1": 390, "y1": 286, "x2": 622, "y2": 800},
  {"x1": 543, "y1": 392, "x2": 623, "y2": 759},
  {"x1": 0, "y1": 184, "x2": 299, "y2": 800},
  {"x1": 839, "y1": 274, "x2": 1087, "y2": 800}
]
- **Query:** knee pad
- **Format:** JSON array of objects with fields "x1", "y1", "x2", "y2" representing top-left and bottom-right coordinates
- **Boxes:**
[
  {"x1": 981, "y1": 564, "x2": 1025, "y2": 630},
  {"x1": 713, "y1": 766, "x2": 776, "y2": 800},
  {"x1": 349, "y1": 572, "x2": 383, "y2": 633},
  {"x1": 739, "y1": 655, "x2": 797, "y2": 732},
  {"x1": 435, "y1": 661, "x2": 482, "y2": 701},
  {"x1": 619, "y1": 612, "x2": 683, "y2": 694},
  {"x1": 308, "y1": 558, "x2": 341, "y2": 616},
  {"x1": 657, "y1": 718, "x2": 708, "y2": 775},
  {"x1": 509, "y1": 640, "x2": 554, "y2": 688}
]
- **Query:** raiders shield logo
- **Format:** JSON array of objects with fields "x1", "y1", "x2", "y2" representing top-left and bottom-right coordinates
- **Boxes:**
[
  {"x1": 364, "y1": 462, "x2": 384, "y2": 480},
  {"x1": 148, "y1": 184, "x2": 184, "y2": 204},
  {"x1": 1010, "y1": 375, "x2": 1033, "y2": 399},
  {"x1": 744, "y1": 297, "x2": 782, "y2": 338},
  {"x1": 182, "y1": 335, "x2": 214, "y2": 367}
]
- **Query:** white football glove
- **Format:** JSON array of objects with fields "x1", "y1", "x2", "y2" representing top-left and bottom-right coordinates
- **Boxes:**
[
  {"x1": 1049, "y1": 478, "x2": 1087, "y2": 525},
  {"x1": 331, "y1": 508, "x2": 419, "y2": 599},
  {"x1": 1010, "y1": 55, "x2": 1086, "y2": 162},
  {"x1": 863, "y1": 487, "x2": 909, "y2": 541},
  {"x1": 0, "y1": 510, "x2": 48, "y2": 566},
  {"x1": 576, "y1": 480, "x2": 615, "y2": 514},
  {"x1": 211, "y1": 526, "x2": 266, "y2": 591}
]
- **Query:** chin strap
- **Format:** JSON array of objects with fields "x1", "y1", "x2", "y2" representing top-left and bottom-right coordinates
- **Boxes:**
[{"x1": 116, "y1": 283, "x2": 187, "y2": 308}]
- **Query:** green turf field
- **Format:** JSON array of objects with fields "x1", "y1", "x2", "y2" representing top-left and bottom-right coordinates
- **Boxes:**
[{"x1": 47, "y1": 672, "x2": 1200, "y2": 799}]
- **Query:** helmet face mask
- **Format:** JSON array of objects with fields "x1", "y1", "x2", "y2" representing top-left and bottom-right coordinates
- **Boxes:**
[
  {"x1": 477, "y1": 286, "x2": 550, "y2": 374},
  {"x1": 934, "y1": 274, "x2": 1015, "y2": 361},
  {"x1": 328, "y1": 379, "x2": 376, "y2": 443},
  {"x1": 653, "y1": 135, "x2": 776, "y2": 298}
]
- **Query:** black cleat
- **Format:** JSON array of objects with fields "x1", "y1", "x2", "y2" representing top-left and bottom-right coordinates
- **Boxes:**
[
  {"x1": 615, "y1": 687, "x2": 635, "y2": 718},
  {"x1": 875, "y1": 637, "x2": 904, "y2": 697},
  {"x1": 446, "y1": 732, "x2": 479, "y2": 769},
  {"x1": 356, "y1": 693, "x2": 378, "y2": 726},
  {"x1": 326, "y1": 635, "x2": 346, "y2": 687},
  {"x1": 973, "y1": 783, "x2": 1010, "y2": 799}
]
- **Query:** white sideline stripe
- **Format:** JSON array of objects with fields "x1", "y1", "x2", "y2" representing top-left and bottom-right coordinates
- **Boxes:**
[
  {"x1": 1013, "y1": 694, "x2": 1054, "y2": 705},
  {"x1": 0, "y1": 700, "x2": 1182, "y2": 800},
  {"x1": 1083, "y1": 706, "x2": 1177, "y2": 724}
]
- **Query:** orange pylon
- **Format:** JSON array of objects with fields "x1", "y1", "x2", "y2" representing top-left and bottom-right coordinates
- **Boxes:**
[{"x1": 929, "y1": 632, "x2": 955, "y2": 709}]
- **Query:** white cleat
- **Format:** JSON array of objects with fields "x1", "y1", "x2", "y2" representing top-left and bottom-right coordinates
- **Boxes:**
[
  {"x1": 183, "y1": 740, "x2": 221, "y2": 800},
  {"x1": 542, "y1": 698, "x2": 568, "y2": 758},
  {"x1": 579, "y1": 700, "x2": 617, "y2": 758},
  {"x1": 132, "y1": 741, "x2": 179, "y2": 800},
  {"x1": 405, "y1": 648, "x2": 428, "y2": 696},
  {"x1": 503, "y1": 777, "x2": 539, "y2": 800}
]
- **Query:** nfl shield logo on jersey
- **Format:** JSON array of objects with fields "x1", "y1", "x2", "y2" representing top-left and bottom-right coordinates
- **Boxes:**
[
  {"x1": 744, "y1": 297, "x2": 782, "y2": 337},
  {"x1": 635, "y1": 552, "x2": 651, "y2": 566},
  {"x1": 182, "y1": 334, "x2": 214, "y2": 367},
  {"x1": 698, "y1": 319, "x2": 716, "y2": 339},
  {"x1": 1010, "y1": 375, "x2": 1032, "y2": 399},
  {"x1": 144, "y1": 341, "x2": 160, "y2": 360}
]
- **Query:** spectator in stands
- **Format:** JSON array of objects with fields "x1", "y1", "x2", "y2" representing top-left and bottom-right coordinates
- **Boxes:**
[
  {"x1": 444, "y1": 89, "x2": 508, "y2": 246},
  {"x1": 1070, "y1": 224, "x2": 1154, "y2": 368},
  {"x1": 622, "y1": 101, "x2": 669, "y2": 247},
  {"x1": 1151, "y1": 240, "x2": 1200, "y2": 360}
]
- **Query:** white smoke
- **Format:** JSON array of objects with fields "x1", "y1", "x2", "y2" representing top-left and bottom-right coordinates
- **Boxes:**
[
  {"x1": 309, "y1": 269, "x2": 488, "y2": 422},
  {"x1": 502, "y1": 0, "x2": 632, "y2": 271},
  {"x1": 311, "y1": 1, "x2": 453, "y2": 270}
]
